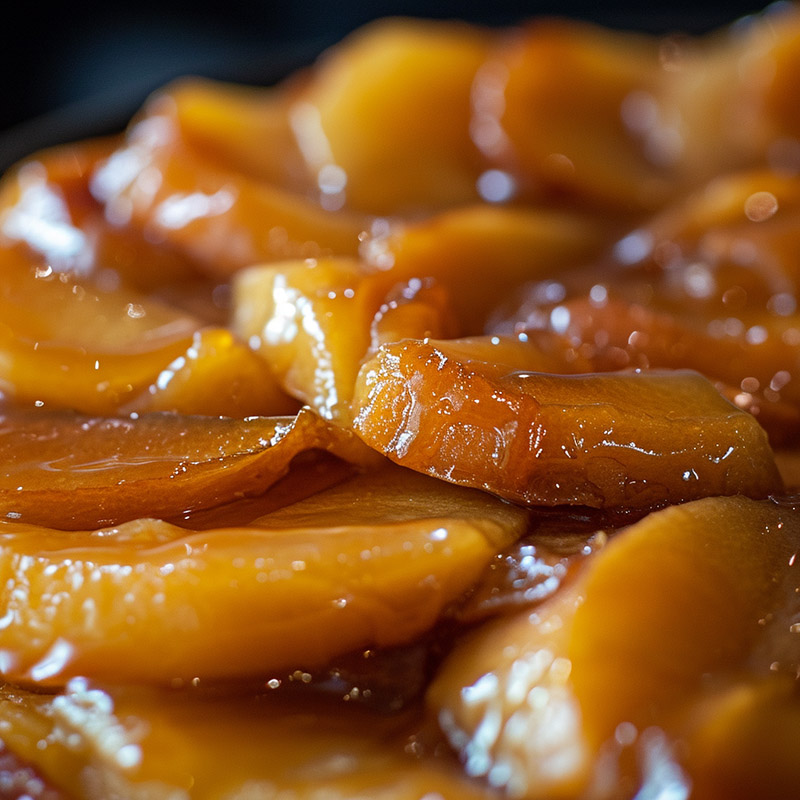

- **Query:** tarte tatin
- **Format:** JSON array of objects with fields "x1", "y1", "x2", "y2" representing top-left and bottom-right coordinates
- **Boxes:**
[{"x1": 0, "y1": 5, "x2": 799, "y2": 798}]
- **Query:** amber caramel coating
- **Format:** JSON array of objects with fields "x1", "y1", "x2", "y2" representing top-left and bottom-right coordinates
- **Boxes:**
[
  {"x1": 0, "y1": 406, "x2": 374, "y2": 529},
  {"x1": 0, "y1": 465, "x2": 527, "y2": 686},
  {"x1": 429, "y1": 496, "x2": 800, "y2": 798},
  {"x1": 0, "y1": 682, "x2": 490, "y2": 800},
  {"x1": 353, "y1": 338, "x2": 781, "y2": 509},
  {"x1": 1, "y1": 7, "x2": 800, "y2": 797}
]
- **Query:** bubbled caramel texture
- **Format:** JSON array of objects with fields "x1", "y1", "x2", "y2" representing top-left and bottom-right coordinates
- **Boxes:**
[{"x1": 1, "y1": 7, "x2": 800, "y2": 800}]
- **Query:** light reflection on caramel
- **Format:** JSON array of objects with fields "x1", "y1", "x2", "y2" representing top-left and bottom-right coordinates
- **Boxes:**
[{"x1": 1, "y1": 6, "x2": 800, "y2": 799}]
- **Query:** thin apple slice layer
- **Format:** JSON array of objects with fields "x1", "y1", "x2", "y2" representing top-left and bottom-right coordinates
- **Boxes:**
[
  {"x1": 0, "y1": 464, "x2": 529, "y2": 686},
  {"x1": 428, "y1": 495, "x2": 800, "y2": 798},
  {"x1": 352, "y1": 338, "x2": 781, "y2": 510}
]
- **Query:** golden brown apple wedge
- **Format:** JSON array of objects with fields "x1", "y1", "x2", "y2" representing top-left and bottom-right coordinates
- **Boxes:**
[
  {"x1": 90, "y1": 106, "x2": 368, "y2": 279},
  {"x1": 300, "y1": 17, "x2": 492, "y2": 215},
  {"x1": 0, "y1": 246, "x2": 295, "y2": 416},
  {"x1": 0, "y1": 680, "x2": 491, "y2": 800},
  {"x1": 0, "y1": 464, "x2": 528, "y2": 685},
  {"x1": 0, "y1": 406, "x2": 373, "y2": 529},
  {"x1": 428, "y1": 495, "x2": 800, "y2": 798},
  {"x1": 352, "y1": 338, "x2": 781, "y2": 510},
  {"x1": 233, "y1": 257, "x2": 457, "y2": 420}
]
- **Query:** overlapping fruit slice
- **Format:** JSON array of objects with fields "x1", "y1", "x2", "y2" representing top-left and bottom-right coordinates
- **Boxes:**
[
  {"x1": 365, "y1": 205, "x2": 611, "y2": 329},
  {"x1": 0, "y1": 463, "x2": 528, "y2": 685},
  {"x1": 0, "y1": 406, "x2": 373, "y2": 529},
  {"x1": 89, "y1": 97, "x2": 369, "y2": 279},
  {"x1": 298, "y1": 17, "x2": 493, "y2": 215},
  {"x1": 352, "y1": 337, "x2": 781, "y2": 509},
  {"x1": 0, "y1": 138, "x2": 212, "y2": 298},
  {"x1": 502, "y1": 294, "x2": 800, "y2": 445},
  {"x1": 233, "y1": 257, "x2": 399, "y2": 420},
  {"x1": 488, "y1": 5, "x2": 800, "y2": 215},
  {"x1": 428, "y1": 495, "x2": 800, "y2": 798},
  {"x1": 233, "y1": 257, "x2": 460, "y2": 420},
  {"x1": 0, "y1": 245, "x2": 297, "y2": 416},
  {"x1": 231, "y1": 209, "x2": 610, "y2": 419},
  {"x1": 492, "y1": 18, "x2": 672, "y2": 213},
  {"x1": 0, "y1": 680, "x2": 492, "y2": 800},
  {"x1": 490, "y1": 167, "x2": 800, "y2": 444},
  {"x1": 163, "y1": 76, "x2": 310, "y2": 193}
]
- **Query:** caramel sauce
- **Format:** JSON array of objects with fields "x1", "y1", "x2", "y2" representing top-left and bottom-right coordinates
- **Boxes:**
[{"x1": 1, "y1": 5, "x2": 800, "y2": 799}]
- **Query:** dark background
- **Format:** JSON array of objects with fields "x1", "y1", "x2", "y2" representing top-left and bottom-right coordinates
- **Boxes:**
[{"x1": 0, "y1": 0, "x2": 771, "y2": 169}]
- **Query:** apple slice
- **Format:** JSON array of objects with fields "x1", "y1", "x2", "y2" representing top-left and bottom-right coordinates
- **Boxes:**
[
  {"x1": 301, "y1": 17, "x2": 492, "y2": 215},
  {"x1": 0, "y1": 247, "x2": 295, "y2": 416},
  {"x1": 120, "y1": 327, "x2": 299, "y2": 418},
  {"x1": 233, "y1": 257, "x2": 457, "y2": 420},
  {"x1": 352, "y1": 338, "x2": 781, "y2": 510},
  {"x1": 0, "y1": 464, "x2": 528, "y2": 685},
  {"x1": 373, "y1": 205, "x2": 611, "y2": 331},
  {"x1": 0, "y1": 679, "x2": 491, "y2": 800},
  {"x1": 428, "y1": 495, "x2": 800, "y2": 797},
  {"x1": 0, "y1": 406, "x2": 373, "y2": 529},
  {"x1": 163, "y1": 76, "x2": 309, "y2": 192},
  {"x1": 494, "y1": 18, "x2": 670, "y2": 213},
  {"x1": 90, "y1": 106, "x2": 368, "y2": 280}
]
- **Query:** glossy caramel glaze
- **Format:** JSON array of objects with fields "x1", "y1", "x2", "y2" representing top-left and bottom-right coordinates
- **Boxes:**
[
  {"x1": 1, "y1": 6, "x2": 800, "y2": 800},
  {"x1": 352, "y1": 339, "x2": 781, "y2": 509}
]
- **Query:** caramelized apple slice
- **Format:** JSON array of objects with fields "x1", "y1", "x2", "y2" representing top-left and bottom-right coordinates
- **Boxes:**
[
  {"x1": 0, "y1": 406, "x2": 373, "y2": 529},
  {"x1": 0, "y1": 681, "x2": 490, "y2": 800},
  {"x1": 353, "y1": 338, "x2": 781, "y2": 509},
  {"x1": 0, "y1": 138, "x2": 214, "y2": 298},
  {"x1": 164, "y1": 76, "x2": 310, "y2": 191},
  {"x1": 300, "y1": 18, "x2": 491, "y2": 215},
  {"x1": 0, "y1": 320, "x2": 295, "y2": 418},
  {"x1": 0, "y1": 247, "x2": 294, "y2": 416},
  {"x1": 429, "y1": 496, "x2": 800, "y2": 797},
  {"x1": 490, "y1": 13, "x2": 787, "y2": 214},
  {"x1": 234, "y1": 257, "x2": 392, "y2": 419},
  {"x1": 90, "y1": 105, "x2": 368, "y2": 279},
  {"x1": 608, "y1": 168, "x2": 800, "y2": 315},
  {"x1": 0, "y1": 247, "x2": 196, "y2": 413},
  {"x1": 504, "y1": 294, "x2": 800, "y2": 445},
  {"x1": 493, "y1": 19, "x2": 670, "y2": 213},
  {"x1": 0, "y1": 464, "x2": 528, "y2": 685},
  {"x1": 233, "y1": 257, "x2": 457, "y2": 419},
  {"x1": 680, "y1": 678, "x2": 800, "y2": 800},
  {"x1": 371, "y1": 205, "x2": 611, "y2": 330},
  {"x1": 121, "y1": 327, "x2": 298, "y2": 417},
  {"x1": 232, "y1": 208, "x2": 608, "y2": 418},
  {"x1": 0, "y1": 245, "x2": 198, "y2": 352}
]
